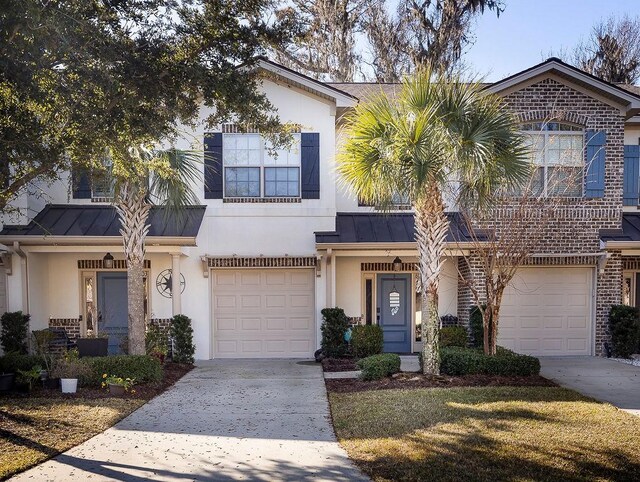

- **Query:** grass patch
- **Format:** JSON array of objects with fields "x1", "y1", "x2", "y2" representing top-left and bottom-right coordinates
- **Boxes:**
[
  {"x1": 329, "y1": 386, "x2": 640, "y2": 482},
  {"x1": 0, "y1": 397, "x2": 144, "y2": 480}
]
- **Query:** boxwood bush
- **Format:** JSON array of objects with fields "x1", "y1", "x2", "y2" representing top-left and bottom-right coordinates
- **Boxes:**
[
  {"x1": 0, "y1": 311, "x2": 30, "y2": 354},
  {"x1": 0, "y1": 353, "x2": 45, "y2": 374},
  {"x1": 440, "y1": 346, "x2": 540, "y2": 376},
  {"x1": 608, "y1": 305, "x2": 640, "y2": 358},
  {"x1": 80, "y1": 355, "x2": 162, "y2": 387},
  {"x1": 440, "y1": 326, "x2": 468, "y2": 347},
  {"x1": 350, "y1": 325, "x2": 383, "y2": 358},
  {"x1": 469, "y1": 306, "x2": 485, "y2": 348},
  {"x1": 357, "y1": 353, "x2": 401, "y2": 380}
]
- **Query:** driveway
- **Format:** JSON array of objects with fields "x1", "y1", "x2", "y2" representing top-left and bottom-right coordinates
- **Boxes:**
[
  {"x1": 540, "y1": 356, "x2": 640, "y2": 416},
  {"x1": 12, "y1": 360, "x2": 368, "y2": 481}
]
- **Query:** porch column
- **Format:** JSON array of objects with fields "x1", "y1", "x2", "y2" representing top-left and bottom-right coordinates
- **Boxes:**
[{"x1": 171, "y1": 254, "x2": 181, "y2": 316}]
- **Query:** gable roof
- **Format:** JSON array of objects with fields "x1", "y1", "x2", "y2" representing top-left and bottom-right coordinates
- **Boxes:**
[
  {"x1": 255, "y1": 58, "x2": 357, "y2": 107},
  {"x1": 485, "y1": 57, "x2": 640, "y2": 118},
  {"x1": 0, "y1": 204, "x2": 205, "y2": 246}
]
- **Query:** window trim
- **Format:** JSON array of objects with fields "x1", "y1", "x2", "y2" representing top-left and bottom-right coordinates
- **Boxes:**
[
  {"x1": 222, "y1": 133, "x2": 302, "y2": 199},
  {"x1": 522, "y1": 122, "x2": 585, "y2": 198}
]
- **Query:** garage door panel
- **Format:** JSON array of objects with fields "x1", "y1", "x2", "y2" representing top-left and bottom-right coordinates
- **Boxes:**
[
  {"x1": 498, "y1": 268, "x2": 592, "y2": 356},
  {"x1": 213, "y1": 269, "x2": 315, "y2": 358}
]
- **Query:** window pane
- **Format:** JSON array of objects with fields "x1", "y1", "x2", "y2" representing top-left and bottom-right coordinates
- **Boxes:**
[
  {"x1": 264, "y1": 134, "x2": 301, "y2": 166},
  {"x1": 264, "y1": 167, "x2": 299, "y2": 197},
  {"x1": 225, "y1": 167, "x2": 260, "y2": 197},
  {"x1": 547, "y1": 167, "x2": 582, "y2": 197}
]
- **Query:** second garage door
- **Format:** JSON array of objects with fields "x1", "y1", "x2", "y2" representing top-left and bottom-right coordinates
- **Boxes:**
[
  {"x1": 212, "y1": 269, "x2": 315, "y2": 358},
  {"x1": 498, "y1": 267, "x2": 593, "y2": 356}
]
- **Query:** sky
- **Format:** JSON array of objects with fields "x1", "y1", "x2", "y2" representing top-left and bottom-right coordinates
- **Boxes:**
[{"x1": 464, "y1": 0, "x2": 640, "y2": 82}]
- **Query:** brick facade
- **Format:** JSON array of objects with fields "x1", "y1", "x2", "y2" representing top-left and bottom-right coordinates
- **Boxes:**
[{"x1": 456, "y1": 77, "x2": 626, "y2": 355}]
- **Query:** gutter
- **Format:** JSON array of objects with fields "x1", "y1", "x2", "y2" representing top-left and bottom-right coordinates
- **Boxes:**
[{"x1": 0, "y1": 235, "x2": 198, "y2": 247}]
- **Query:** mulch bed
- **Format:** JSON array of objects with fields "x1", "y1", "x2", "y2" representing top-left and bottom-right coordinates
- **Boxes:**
[
  {"x1": 321, "y1": 357, "x2": 359, "y2": 372},
  {"x1": 326, "y1": 372, "x2": 557, "y2": 393},
  {"x1": 0, "y1": 362, "x2": 194, "y2": 401}
]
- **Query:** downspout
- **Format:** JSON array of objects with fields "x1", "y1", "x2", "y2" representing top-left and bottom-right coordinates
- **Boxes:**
[{"x1": 12, "y1": 241, "x2": 29, "y2": 315}]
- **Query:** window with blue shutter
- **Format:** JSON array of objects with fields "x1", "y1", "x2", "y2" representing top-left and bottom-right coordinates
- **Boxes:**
[
  {"x1": 624, "y1": 145, "x2": 640, "y2": 206},
  {"x1": 301, "y1": 133, "x2": 320, "y2": 199},
  {"x1": 584, "y1": 130, "x2": 606, "y2": 198},
  {"x1": 204, "y1": 133, "x2": 223, "y2": 199}
]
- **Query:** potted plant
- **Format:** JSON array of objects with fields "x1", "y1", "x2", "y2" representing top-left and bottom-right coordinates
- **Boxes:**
[
  {"x1": 102, "y1": 374, "x2": 135, "y2": 396},
  {"x1": 51, "y1": 349, "x2": 87, "y2": 394},
  {"x1": 77, "y1": 331, "x2": 109, "y2": 357},
  {"x1": 16, "y1": 365, "x2": 42, "y2": 393}
]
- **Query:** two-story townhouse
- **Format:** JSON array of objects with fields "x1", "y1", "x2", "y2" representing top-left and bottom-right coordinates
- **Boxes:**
[{"x1": 1, "y1": 57, "x2": 639, "y2": 359}]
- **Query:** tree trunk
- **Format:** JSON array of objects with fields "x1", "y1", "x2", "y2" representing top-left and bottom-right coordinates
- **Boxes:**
[
  {"x1": 415, "y1": 186, "x2": 449, "y2": 375},
  {"x1": 483, "y1": 308, "x2": 491, "y2": 355},
  {"x1": 487, "y1": 288, "x2": 505, "y2": 356},
  {"x1": 115, "y1": 181, "x2": 150, "y2": 356}
]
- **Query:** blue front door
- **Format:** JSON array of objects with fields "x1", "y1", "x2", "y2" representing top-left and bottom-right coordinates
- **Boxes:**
[
  {"x1": 377, "y1": 274, "x2": 411, "y2": 353},
  {"x1": 97, "y1": 272, "x2": 128, "y2": 355}
]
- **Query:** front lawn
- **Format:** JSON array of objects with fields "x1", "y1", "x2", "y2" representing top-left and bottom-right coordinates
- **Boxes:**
[
  {"x1": 329, "y1": 386, "x2": 640, "y2": 482},
  {"x1": 0, "y1": 363, "x2": 192, "y2": 480}
]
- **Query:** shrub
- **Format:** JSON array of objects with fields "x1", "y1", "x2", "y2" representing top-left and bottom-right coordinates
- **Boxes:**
[
  {"x1": 351, "y1": 325, "x2": 384, "y2": 358},
  {"x1": 608, "y1": 305, "x2": 640, "y2": 358},
  {"x1": 51, "y1": 359, "x2": 91, "y2": 380},
  {"x1": 321, "y1": 308, "x2": 350, "y2": 358},
  {"x1": 0, "y1": 353, "x2": 44, "y2": 373},
  {"x1": 469, "y1": 306, "x2": 485, "y2": 348},
  {"x1": 170, "y1": 315, "x2": 195, "y2": 364},
  {"x1": 80, "y1": 355, "x2": 162, "y2": 387},
  {"x1": 357, "y1": 353, "x2": 401, "y2": 380},
  {"x1": 440, "y1": 346, "x2": 540, "y2": 376},
  {"x1": 440, "y1": 326, "x2": 468, "y2": 347},
  {"x1": 146, "y1": 322, "x2": 169, "y2": 356},
  {"x1": 0, "y1": 311, "x2": 30, "y2": 354}
]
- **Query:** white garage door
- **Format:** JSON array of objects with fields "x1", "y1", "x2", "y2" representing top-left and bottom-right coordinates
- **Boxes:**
[
  {"x1": 0, "y1": 268, "x2": 6, "y2": 317},
  {"x1": 499, "y1": 268, "x2": 593, "y2": 356},
  {"x1": 212, "y1": 269, "x2": 315, "y2": 358}
]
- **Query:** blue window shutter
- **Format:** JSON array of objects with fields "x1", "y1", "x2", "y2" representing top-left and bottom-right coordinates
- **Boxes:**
[
  {"x1": 624, "y1": 145, "x2": 640, "y2": 206},
  {"x1": 584, "y1": 130, "x2": 606, "y2": 198},
  {"x1": 72, "y1": 168, "x2": 91, "y2": 199},
  {"x1": 301, "y1": 133, "x2": 320, "y2": 199},
  {"x1": 204, "y1": 133, "x2": 223, "y2": 199}
]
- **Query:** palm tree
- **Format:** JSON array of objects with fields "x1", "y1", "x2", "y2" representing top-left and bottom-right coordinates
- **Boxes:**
[
  {"x1": 106, "y1": 146, "x2": 200, "y2": 355},
  {"x1": 337, "y1": 68, "x2": 529, "y2": 375}
]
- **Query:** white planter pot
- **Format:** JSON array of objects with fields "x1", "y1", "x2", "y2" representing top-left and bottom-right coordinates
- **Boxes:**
[{"x1": 60, "y1": 378, "x2": 78, "y2": 393}]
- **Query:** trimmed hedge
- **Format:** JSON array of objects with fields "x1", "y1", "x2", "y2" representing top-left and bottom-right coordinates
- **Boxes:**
[
  {"x1": 351, "y1": 325, "x2": 384, "y2": 358},
  {"x1": 0, "y1": 353, "x2": 45, "y2": 374},
  {"x1": 0, "y1": 311, "x2": 30, "y2": 354},
  {"x1": 609, "y1": 305, "x2": 640, "y2": 358},
  {"x1": 80, "y1": 355, "x2": 162, "y2": 387},
  {"x1": 469, "y1": 306, "x2": 485, "y2": 348},
  {"x1": 440, "y1": 346, "x2": 540, "y2": 376},
  {"x1": 171, "y1": 315, "x2": 195, "y2": 364},
  {"x1": 321, "y1": 308, "x2": 350, "y2": 357},
  {"x1": 357, "y1": 353, "x2": 401, "y2": 381},
  {"x1": 440, "y1": 326, "x2": 468, "y2": 347}
]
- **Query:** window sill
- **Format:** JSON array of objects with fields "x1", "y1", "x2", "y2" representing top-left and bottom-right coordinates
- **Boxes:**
[{"x1": 222, "y1": 197, "x2": 302, "y2": 204}]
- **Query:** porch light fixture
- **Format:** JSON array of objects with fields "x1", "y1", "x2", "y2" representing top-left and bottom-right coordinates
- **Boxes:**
[
  {"x1": 392, "y1": 256, "x2": 403, "y2": 272},
  {"x1": 103, "y1": 252, "x2": 114, "y2": 269}
]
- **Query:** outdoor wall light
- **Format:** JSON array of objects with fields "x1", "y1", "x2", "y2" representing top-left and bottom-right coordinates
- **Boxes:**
[
  {"x1": 103, "y1": 252, "x2": 114, "y2": 269},
  {"x1": 392, "y1": 256, "x2": 403, "y2": 272}
]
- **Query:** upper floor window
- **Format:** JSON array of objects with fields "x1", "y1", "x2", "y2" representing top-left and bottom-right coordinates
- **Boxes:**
[
  {"x1": 522, "y1": 122, "x2": 584, "y2": 197},
  {"x1": 223, "y1": 133, "x2": 301, "y2": 198}
]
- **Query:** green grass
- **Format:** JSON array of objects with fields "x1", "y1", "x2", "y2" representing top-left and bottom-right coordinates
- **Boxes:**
[
  {"x1": 329, "y1": 387, "x2": 640, "y2": 482},
  {"x1": 0, "y1": 397, "x2": 145, "y2": 480}
]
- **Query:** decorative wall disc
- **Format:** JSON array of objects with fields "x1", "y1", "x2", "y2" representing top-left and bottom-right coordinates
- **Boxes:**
[{"x1": 156, "y1": 269, "x2": 185, "y2": 298}]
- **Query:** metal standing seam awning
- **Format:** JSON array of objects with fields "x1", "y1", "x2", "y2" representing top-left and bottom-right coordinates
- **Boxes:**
[
  {"x1": 314, "y1": 212, "x2": 480, "y2": 249},
  {"x1": 0, "y1": 204, "x2": 206, "y2": 246}
]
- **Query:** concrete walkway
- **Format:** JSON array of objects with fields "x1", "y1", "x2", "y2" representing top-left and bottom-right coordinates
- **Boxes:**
[
  {"x1": 540, "y1": 356, "x2": 640, "y2": 416},
  {"x1": 12, "y1": 360, "x2": 369, "y2": 481}
]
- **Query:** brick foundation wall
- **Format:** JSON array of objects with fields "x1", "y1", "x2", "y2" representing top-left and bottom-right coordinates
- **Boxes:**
[{"x1": 48, "y1": 318, "x2": 81, "y2": 339}]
